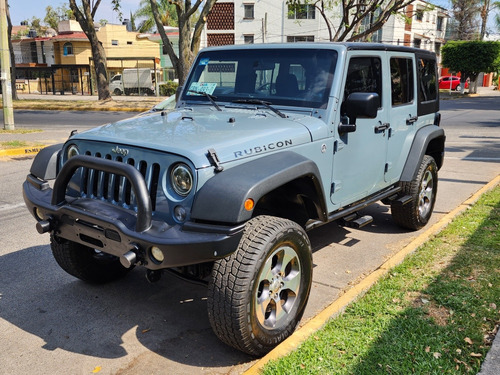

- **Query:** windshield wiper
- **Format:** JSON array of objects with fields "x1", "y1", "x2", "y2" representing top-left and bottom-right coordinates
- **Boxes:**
[
  {"x1": 232, "y1": 99, "x2": 287, "y2": 118},
  {"x1": 188, "y1": 90, "x2": 222, "y2": 111}
]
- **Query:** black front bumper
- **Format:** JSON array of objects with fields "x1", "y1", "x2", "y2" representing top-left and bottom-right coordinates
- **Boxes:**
[{"x1": 23, "y1": 155, "x2": 244, "y2": 270}]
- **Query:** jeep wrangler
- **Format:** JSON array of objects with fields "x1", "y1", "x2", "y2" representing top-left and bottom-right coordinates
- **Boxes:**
[{"x1": 23, "y1": 43, "x2": 444, "y2": 356}]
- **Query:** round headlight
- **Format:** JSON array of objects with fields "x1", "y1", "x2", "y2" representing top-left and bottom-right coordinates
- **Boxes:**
[
  {"x1": 67, "y1": 144, "x2": 79, "y2": 159},
  {"x1": 170, "y1": 163, "x2": 193, "y2": 196}
]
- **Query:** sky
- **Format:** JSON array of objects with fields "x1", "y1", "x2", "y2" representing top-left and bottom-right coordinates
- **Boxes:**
[{"x1": 9, "y1": 0, "x2": 142, "y2": 26}]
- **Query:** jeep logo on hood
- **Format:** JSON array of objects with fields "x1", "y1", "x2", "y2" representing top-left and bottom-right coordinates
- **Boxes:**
[{"x1": 111, "y1": 146, "x2": 129, "y2": 156}]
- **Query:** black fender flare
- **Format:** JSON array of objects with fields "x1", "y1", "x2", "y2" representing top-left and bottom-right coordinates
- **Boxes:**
[
  {"x1": 190, "y1": 151, "x2": 327, "y2": 224},
  {"x1": 30, "y1": 143, "x2": 63, "y2": 180},
  {"x1": 400, "y1": 125, "x2": 445, "y2": 182}
]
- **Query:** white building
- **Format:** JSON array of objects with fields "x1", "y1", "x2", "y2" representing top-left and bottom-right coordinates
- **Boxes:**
[{"x1": 205, "y1": 0, "x2": 448, "y2": 55}]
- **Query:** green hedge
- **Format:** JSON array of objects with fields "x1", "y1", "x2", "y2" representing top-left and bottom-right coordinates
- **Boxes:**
[{"x1": 159, "y1": 81, "x2": 178, "y2": 96}]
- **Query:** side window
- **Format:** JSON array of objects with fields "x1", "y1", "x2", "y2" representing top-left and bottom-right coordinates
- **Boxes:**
[
  {"x1": 418, "y1": 57, "x2": 437, "y2": 102},
  {"x1": 343, "y1": 57, "x2": 382, "y2": 104},
  {"x1": 390, "y1": 57, "x2": 414, "y2": 106}
]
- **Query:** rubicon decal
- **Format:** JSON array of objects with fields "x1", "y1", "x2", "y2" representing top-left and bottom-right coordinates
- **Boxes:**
[{"x1": 233, "y1": 139, "x2": 293, "y2": 158}]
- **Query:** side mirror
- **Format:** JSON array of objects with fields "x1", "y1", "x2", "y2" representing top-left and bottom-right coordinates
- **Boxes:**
[{"x1": 344, "y1": 92, "x2": 380, "y2": 124}]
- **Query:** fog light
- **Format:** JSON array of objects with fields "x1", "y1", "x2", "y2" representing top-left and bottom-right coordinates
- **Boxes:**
[
  {"x1": 151, "y1": 246, "x2": 164, "y2": 263},
  {"x1": 174, "y1": 205, "x2": 187, "y2": 222},
  {"x1": 35, "y1": 207, "x2": 45, "y2": 220}
]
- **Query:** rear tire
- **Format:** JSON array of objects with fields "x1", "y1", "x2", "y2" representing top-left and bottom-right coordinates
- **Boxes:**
[
  {"x1": 207, "y1": 216, "x2": 312, "y2": 356},
  {"x1": 391, "y1": 155, "x2": 438, "y2": 230},
  {"x1": 455, "y1": 85, "x2": 462, "y2": 92},
  {"x1": 50, "y1": 235, "x2": 132, "y2": 283}
]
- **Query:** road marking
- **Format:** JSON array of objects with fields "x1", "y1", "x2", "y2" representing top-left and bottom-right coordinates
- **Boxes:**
[
  {"x1": 243, "y1": 174, "x2": 500, "y2": 375},
  {"x1": 0, "y1": 203, "x2": 26, "y2": 212}
]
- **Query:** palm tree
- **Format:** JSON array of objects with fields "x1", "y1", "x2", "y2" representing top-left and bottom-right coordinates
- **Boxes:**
[{"x1": 134, "y1": 0, "x2": 178, "y2": 32}]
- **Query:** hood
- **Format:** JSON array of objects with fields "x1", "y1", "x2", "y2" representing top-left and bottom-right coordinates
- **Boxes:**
[{"x1": 70, "y1": 106, "x2": 328, "y2": 168}]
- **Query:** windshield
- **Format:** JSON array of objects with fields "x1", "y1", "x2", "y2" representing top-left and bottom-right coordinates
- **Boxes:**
[{"x1": 181, "y1": 48, "x2": 338, "y2": 109}]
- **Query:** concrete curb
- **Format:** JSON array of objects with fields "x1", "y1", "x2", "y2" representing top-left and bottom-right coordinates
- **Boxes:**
[
  {"x1": 243, "y1": 174, "x2": 500, "y2": 375},
  {"x1": 0, "y1": 145, "x2": 50, "y2": 158}
]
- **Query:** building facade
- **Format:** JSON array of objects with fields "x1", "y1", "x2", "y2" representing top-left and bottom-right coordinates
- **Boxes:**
[
  {"x1": 205, "y1": 0, "x2": 448, "y2": 56},
  {"x1": 13, "y1": 20, "x2": 161, "y2": 94}
]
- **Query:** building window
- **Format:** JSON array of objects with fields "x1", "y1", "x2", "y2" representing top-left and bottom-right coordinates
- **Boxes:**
[
  {"x1": 30, "y1": 42, "x2": 37, "y2": 63},
  {"x1": 287, "y1": 35, "x2": 314, "y2": 42},
  {"x1": 244, "y1": 35, "x2": 254, "y2": 44},
  {"x1": 413, "y1": 38, "x2": 421, "y2": 48},
  {"x1": 416, "y1": 8, "x2": 424, "y2": 22},
  {"x1": 127, "y1": 41, "x2": 133, "y2": 45},
  {"x1": 244, "y1": 4, "x2": 254, "y2": 19},
  {"x1": 63, "y1": 42, "x2": 73, "y2": 56},
  {"x1": 288, "y1": 4, "x2": 315, "y2": 20},
  {"x1": 434, "y1": 42, "x2": 441, "y2": 55},
  {"x1": 112, "y1": 40, "x2": 119, "y2": 46},
  {"x1": 436, "y1": 16, "x2": 444, "y2": 31}
]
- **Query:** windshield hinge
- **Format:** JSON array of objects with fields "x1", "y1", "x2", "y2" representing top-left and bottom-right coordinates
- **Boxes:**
[{"x1": 207, "y1": 148, "x2": 224, "y2": 173}]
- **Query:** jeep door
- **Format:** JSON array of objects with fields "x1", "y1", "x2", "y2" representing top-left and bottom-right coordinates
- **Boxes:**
[
  {"x1": 384, "y1": 52, "x2": 418, "y2": 184},
  {"x1": 330, "y1": 52, "x2": 389, "y2": 208}
]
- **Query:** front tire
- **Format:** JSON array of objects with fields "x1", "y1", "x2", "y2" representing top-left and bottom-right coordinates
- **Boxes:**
[
  {"x1": 391, "y1": 155, "x2": 438, "y2": 230},
  {"x1": 50, "y1": 235, "x2": 132, "y2": 283},
  {"x1": 208, "y1": 216, "x2": 312, "y2": 356}
]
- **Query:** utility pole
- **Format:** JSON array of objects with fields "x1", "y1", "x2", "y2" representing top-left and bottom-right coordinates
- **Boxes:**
[{"x1": 0, "y1": 0, "x2": 14, "y2": 130}]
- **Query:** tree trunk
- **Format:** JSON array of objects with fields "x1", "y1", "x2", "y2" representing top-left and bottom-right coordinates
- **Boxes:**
[
  {"x1": 69, "y1": 0, "x2": 111, "y2": 100},
  {"x1": 90, "y1": 35, "x2": 111, "y2": 100}
]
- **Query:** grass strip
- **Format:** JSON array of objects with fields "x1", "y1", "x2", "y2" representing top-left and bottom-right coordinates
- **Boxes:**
[
  {"x1": 263, "y1": 186, "x2": 499, "y2": 374},
  {"x1": 0, "y1": 129, "x2": 42, "y2": 134},
  {"x1": 0, "y1": 140, "x2": 44, "y2": 149}
]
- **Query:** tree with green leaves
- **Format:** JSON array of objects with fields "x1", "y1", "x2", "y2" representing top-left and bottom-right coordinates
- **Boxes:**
[
  {"x1": 68, "y1": 0, "x2": 121, "y2": 100},
  {"x1": 44, "y1": 4, "x2": 74, "y2": 32},
  {"x1": 442, "y1": 41, "x2": 500, "y2": 93},
  {"x1": 149, "y1": 0, "x2": 217, "y2": 85},
  {"x1": 135, "y1": 0, "x2": 178, "y2": 33},
  {"x1": 287, "y1": 0, "x2": 416, "y2": 42}
]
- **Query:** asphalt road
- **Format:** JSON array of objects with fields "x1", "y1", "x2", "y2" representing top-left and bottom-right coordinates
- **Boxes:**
[{"x1": 0, "y1": 97, "x2": 499, "y2": 375}]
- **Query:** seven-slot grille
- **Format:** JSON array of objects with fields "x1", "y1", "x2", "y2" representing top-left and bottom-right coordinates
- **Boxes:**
[{"x1": 78, "y1": 151, "x2": 160, "y2": 211}]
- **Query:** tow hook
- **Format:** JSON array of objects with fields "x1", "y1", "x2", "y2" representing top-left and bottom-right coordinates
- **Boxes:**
[
  {"x1": 120, "y1": 244, "x2": 140, "y2": 268},
  {"x1": 36, "y1": 220, "x2": 52, "y2": 234}
]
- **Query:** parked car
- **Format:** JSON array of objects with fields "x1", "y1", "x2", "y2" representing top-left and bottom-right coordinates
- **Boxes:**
[
  {"x1": 23, "y1": 43, "x2": 444, "y2": 356},
  {"x1": 439, "y1": 75, "x2": 469, "y2": 91}
]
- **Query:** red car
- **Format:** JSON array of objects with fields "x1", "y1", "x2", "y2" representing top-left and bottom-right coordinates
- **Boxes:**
[{"x1": 439, "y1": 76, "x2": 469, "y2": 91}]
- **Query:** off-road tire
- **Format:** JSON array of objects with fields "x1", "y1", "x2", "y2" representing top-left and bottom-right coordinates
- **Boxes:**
[
  {"x1": 50, "y1": 235, "x2": 132, "y2": 283},
  {"x1": 391, "y1": 155, "x2": 438, "y2": 230},
  {"x1": 207, "y1": 215, "x2": 312, "y2": 356}
]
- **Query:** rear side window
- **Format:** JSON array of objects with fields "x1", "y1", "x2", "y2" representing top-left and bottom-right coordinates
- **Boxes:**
[
  {"x1": 343, "y1": 57, "x2": 382, "y2": 103},
  {"x1": 390, "y1": 58, "x2": 414, "y2": 106},
  {"x1": 416, "y1": 55, "x2": 439, "y2": 115}
]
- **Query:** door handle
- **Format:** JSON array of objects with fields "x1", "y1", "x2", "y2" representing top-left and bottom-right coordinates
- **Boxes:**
[
  {"x1": 406, "y1": 115, "x2": 418, "y2": 125},
  {"x1": 375, "y1": 122, "x2": 390, "y2": 133}
]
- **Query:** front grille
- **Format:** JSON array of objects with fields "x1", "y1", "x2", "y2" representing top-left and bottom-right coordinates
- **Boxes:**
[{"x1": 80, "y1": 152, "x2": 160, "y2": 211}]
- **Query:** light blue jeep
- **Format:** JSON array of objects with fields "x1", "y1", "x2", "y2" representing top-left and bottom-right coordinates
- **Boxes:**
[{"x1": 23, "y1": 43, "x2": 444, "y2": 355}]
